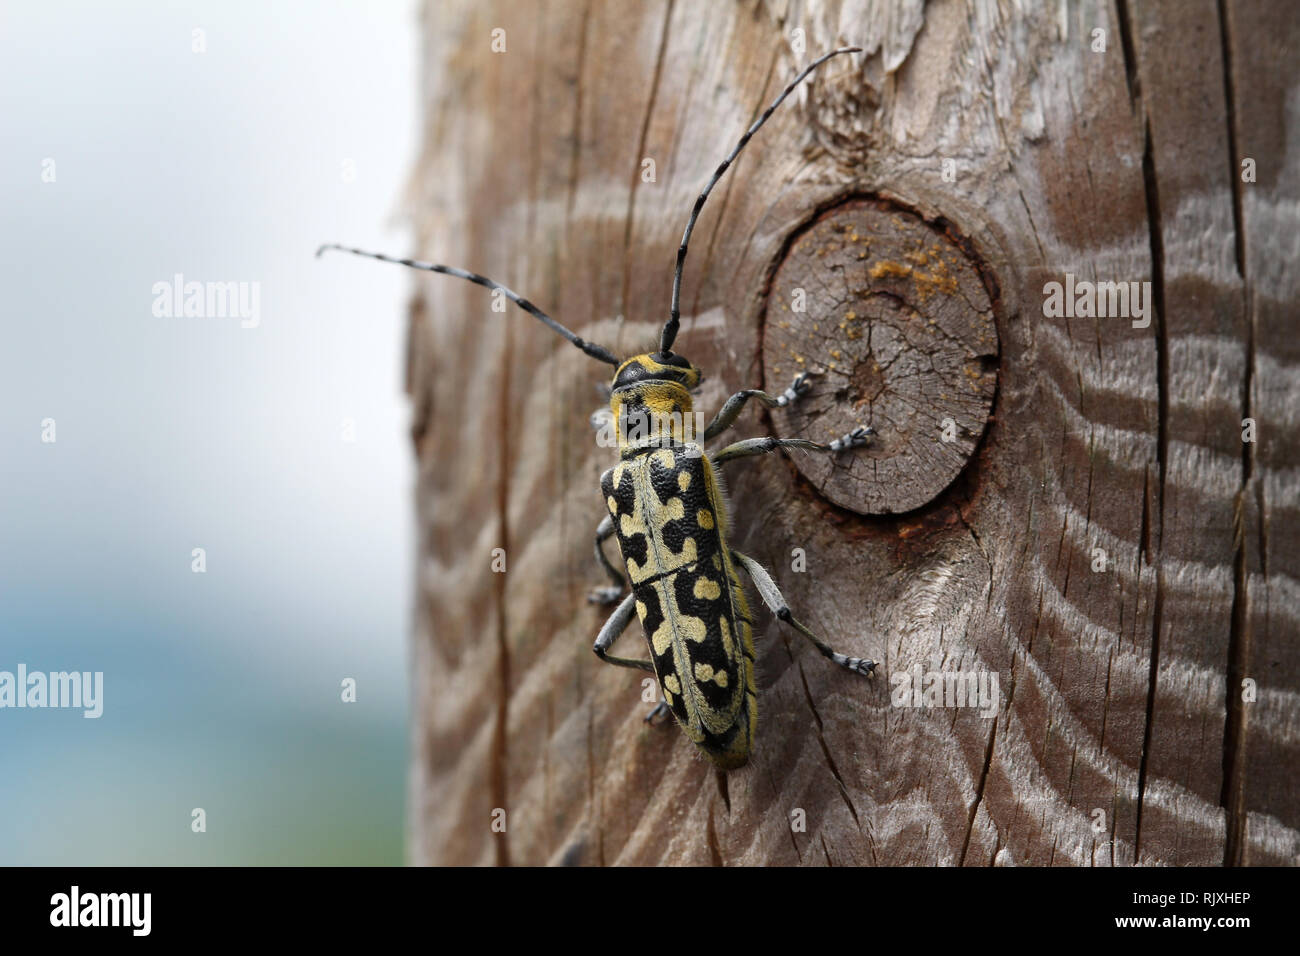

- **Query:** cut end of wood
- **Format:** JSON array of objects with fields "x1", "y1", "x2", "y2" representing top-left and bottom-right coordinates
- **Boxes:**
[{"x1": 762, "y1": 195, "x2": 999, "y2": 515}]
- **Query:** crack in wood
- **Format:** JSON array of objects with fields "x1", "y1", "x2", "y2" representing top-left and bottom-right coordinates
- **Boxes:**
[
  {"x1": 490, "y1": 283, "x2": 514, "y2": 869},
  {"x1": 1134, "y1": 114, "x2": 1168, "y2": 863},
  {"x1": 1218, "y1": 0, "x2": 1251, "y2": 869},
  {"x1": 794, "y1": 660, "x2": 863, "y2": 830}
]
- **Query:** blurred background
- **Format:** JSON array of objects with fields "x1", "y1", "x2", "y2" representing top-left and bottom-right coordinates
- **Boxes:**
[{"x1": 0, "y1": 1, "x2": 418, "y2": 864}]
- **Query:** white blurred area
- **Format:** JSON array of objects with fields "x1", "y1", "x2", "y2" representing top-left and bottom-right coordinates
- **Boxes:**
[{"x1": 0, "y1": 1, "x2": 418, "y2": 863}]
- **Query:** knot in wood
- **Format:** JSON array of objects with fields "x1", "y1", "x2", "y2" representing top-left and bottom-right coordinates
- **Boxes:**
[{"x1": 762, "y1": 196, "x2": 998, "y2": 515}]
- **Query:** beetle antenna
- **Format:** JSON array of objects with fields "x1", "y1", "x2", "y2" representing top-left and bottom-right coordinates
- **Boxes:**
[
  {"x1": 317, "y1": 243, "x2": 621, "y2": 366},
  {"x1": 661, "y1": 46, "x2": 861, "y2": 354}
]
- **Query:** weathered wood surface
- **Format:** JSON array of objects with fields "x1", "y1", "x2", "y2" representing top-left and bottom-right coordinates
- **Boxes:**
[{"x1": 406, "y1": 0, "x2": 1299, "y2": 865}]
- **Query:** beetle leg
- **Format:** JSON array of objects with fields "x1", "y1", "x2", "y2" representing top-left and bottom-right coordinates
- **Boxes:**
[
  {"x1": 710, "y1": 427, "x2": 873, "y2": 465},
  {"x1": 592, "y1": 592, "x2": 655, "y2": 673},
  {"x1": 702, "y1": 372, "x2": 818, "y2": 441},
  {"x1": 588, "y1": 514, "x2": 627, "y2": 604},
  {"x1": 731, "y1": 550, "x2": 876, "y2": 677},
  {"x1": 644, "y1": 700, "x2": 672, "y2": 724},
  {"x1": 711, "y1": 436, "x2": 821, "y2": 464}
]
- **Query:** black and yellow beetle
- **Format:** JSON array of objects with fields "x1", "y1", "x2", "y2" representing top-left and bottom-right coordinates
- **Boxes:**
[{"x1": 319, "y1": 47, "x2": 876, "y2": 769}]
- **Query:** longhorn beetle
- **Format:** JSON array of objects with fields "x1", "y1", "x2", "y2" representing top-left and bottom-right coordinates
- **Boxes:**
[{"x1": 319, "y1": 47, "x2": 876, "y2": 769}]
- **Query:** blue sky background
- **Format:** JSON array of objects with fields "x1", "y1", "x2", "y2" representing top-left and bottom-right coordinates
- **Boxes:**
[{"x1": 0, "y1": 1, "x2": 418, "y2": 864}]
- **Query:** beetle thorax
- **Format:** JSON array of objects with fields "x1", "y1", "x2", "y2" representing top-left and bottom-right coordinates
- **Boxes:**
[{"x1": 610, "y1": 382, "x2": 699, "y2": 452}]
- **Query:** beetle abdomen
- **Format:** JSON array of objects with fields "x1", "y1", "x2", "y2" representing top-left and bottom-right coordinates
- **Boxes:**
[
  {"x1": 602, "y1": 446, "x2": 758, "y2": 768},
  {"x1": 632, "y1": 564, "x2": 754, "y2": 761}
]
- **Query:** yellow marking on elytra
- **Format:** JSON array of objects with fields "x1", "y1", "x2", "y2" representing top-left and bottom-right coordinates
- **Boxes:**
[
  {"x1": 697, "y1": 509, "x2": 714, "y2": 529},
  {"x1": 651, "y1": 622, "x2": 673, "y2": 656},
  {"x1": 712, "y1": 554, "x2": 722, "y2": 570},
  {"x1": 691, "y1": 662, "x2": 728, "y2": 688},
  {"x1": 612, "y1": 462, "x2": 628, "y2": 488},
  {"x1": 678, "y1": 471, "x2": 691, "y2": 492},
  {"x1": 617, "y1": 495, "x2": 652, "y2": 584},
  {"x1": 654, "y1": 496, "x2": 685, "y2": 525},
  {"x1": 694, "y1": 577, "x2": 721, "y2": 601},
  {"x1": 664, "y1": 673, "x2": 681, "y2": 695},
  {"x1": 636, "y1": 600, "x2": 647, "y2": 619},
  {"x1": 679, "y1": 616, "x2": 706, "y2": 642},
  {"x1": 607, "y1": 496, "x2": 617, "y2": 514},
  {"x1": 691, "y1": 665, "x2": 733, "y2": 686}
]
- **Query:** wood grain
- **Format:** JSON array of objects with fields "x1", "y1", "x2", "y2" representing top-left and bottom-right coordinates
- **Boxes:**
[{"x1": 405, "y1": 0, "x2": 1299, "y2": 866}]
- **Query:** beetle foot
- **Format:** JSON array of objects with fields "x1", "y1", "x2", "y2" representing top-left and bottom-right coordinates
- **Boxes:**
[
  {"x1": 829, "y1": 425, "x2": 874, "y2": 452},
  {"x1": 777, "y1": 370, "x2": 817, "y2": 407},
  {"x1": 834, "y1": 653, "x2": 876, "y2": 677}
]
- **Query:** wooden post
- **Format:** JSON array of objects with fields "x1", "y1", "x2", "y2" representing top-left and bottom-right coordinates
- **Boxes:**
[{"x1": 405, "y1": 0, "x2": 1299, "y2": 865}]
